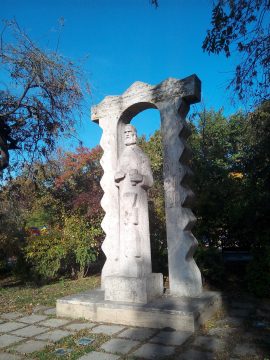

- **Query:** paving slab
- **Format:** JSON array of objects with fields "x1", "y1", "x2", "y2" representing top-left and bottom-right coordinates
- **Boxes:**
[
  {"x1": 192, "y1": 336, "x2": 226, "y2": 352},
  {"x1": 38, "y1": 318, "x2": 71, "y2": 328},
  {"x1": 43, "y1": 308, "x2": 56, "y2": 316},
  {"x1": 17, "y1": 314, "x2": 47, "y2": 324},
  {"x1": 233, "y1": 343, "x2": 258, "y2": 357},
  {"x1": 0, "y1": 335, "x2": 25, "y2": 349},
  {"x1": 208, "y1": 327, "x2": 238, "y2": 337},
  {"x1": 35, "y1": 329, "x2": 72, "y2": 342},
  {"x1": 118, "y1": 328, "x2": 156, "y2": 341},
  {"x1": 91, "y1": 325, "x2": 125, "y2": 336},
  {"x1": 0, "y1": 323, "x2": 26, "y2": 334},
  {"x1": 180, "y1": 349, "x2": 213, "y2": 360},
  {"x1": 11, "y1": 325, "x2": 48, "y2": 337},
  {"x1": 101, "y1": 338, "x2": 139, "y2": 355},
  {"x1": 132, "y1": 343, "x2": 175, "y2": 359},
  {"x1": 0, "y1": 352, "x2": 23, "y2": 359},
  {"x1": 78, "y1": 352, "x2": 120, "y2": 360},
  {"x1": 65, "y1": 322, "x2": 96, "y2": 331},
  {"x1": 12, "y1": 340, "x2": 48, "y2": 354},
  {"x1": 0, "y1": 314, "x2": 23, "y2": 321},
  {"x1": 149, "y1": 330, "x2": 192, "y2": 346},
  {"x1": 32, "y1": 305, "x2": 49, "y2": 314}
]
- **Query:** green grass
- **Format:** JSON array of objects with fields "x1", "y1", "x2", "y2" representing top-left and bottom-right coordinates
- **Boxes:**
[{"x1": 0, "y1": 275, "x2": 100, "y2": 313}]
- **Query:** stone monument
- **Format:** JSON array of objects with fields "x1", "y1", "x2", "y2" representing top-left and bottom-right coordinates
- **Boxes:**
[
  {"x1": 56, "y1": 75, "x2": 221, "y2": 331},
  {"x1": 93, "y1": 75, "x2": 202, "y2": 299}
]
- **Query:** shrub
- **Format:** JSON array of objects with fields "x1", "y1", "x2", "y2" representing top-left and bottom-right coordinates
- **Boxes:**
[
  {"x1": 194, "y1": 246, "x2": 225, "y2": 287},
  {"x1": 246, "y1": 244, "x2": 270, "y2": 298},
  {"x1": 24, "y1": 215, "x2": 102, "y2": 282}
]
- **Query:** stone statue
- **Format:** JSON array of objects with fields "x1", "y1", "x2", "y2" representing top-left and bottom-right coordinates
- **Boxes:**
[{"x1": 115, "y1": 124, "x2": 153, "y2": 278}]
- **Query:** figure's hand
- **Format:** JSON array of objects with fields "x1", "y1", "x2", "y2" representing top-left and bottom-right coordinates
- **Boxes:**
[
  {"x1": 115, "y1": 171, "x2": 125, "y2": 183},
  {"x1": 129, "y1": 169, "x2": 143, "y2": 185}
]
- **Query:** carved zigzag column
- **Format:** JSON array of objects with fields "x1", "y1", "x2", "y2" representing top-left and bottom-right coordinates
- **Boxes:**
[
  {"x1": 97, "y1": 116, "x2": 120, "y2": 288},
  {"x1": 158, "y1": 98, "x2": 202, "y2": 297}
]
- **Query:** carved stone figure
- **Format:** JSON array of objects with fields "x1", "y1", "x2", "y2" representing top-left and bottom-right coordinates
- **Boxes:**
[
  {"x1": 102, "y1": 124, "x2": 163, "y2": 303},
  {"x1": 115, "y1": 124, "x2": 153, "y2": 278}
]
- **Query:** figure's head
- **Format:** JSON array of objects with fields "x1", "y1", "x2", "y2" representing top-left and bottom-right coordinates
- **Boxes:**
[{"x1": 124, "y1": 124, "x2": 137, "y2": 146}]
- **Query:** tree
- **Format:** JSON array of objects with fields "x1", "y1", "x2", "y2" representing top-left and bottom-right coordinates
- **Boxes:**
[
  {"x1": 0, "y1": 20, "x2": 88, "y2": 174},
  {"x1": 203, "y1": 0, "x2": 270, "y2": 104}
]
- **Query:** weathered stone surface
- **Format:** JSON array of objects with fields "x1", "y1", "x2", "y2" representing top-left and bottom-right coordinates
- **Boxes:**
[
  {"x1": 132, "y1": 343, "x2": 175, "y2": 359},
  {"x1": 35, "y1": 329, "x2": 71, "y2": 342},
  {"x1": 208, "y1": 327, "x2": 237, "y2": 337},
  {"x1": 11, "y1": 325, "x2": 48, "y2": 337},
  {"x1": 43, "y1": 308, "x2": 56, "y2": 316},
  {"x1": 32, "y1": 305, "x2": 49, "y2": 314},
  {"x1": 101, "y1": 338, "x2": 139, "y2": 354},
  {"x1": 91, "y1": 76, "x2": 202, "y2": 298},
  {"x1": 0, "y1": 314, "x2": 23, "y2": 321},
  {"x1": 57, "y1": 289, "x2": 221, "y2": 332},
  {"x1": 17, "y1": 315, "x2": 47, "y2": 324},
  {"x1": 91, "y1": 325, "x2": 125, "y2": 336},
  {"x1": 192, "y1": 336, "x2": 226, "y2": 352},
  {"x1": 149, "y1": 330, "x2": 192, "y2": 346},
  {"x1": 38, "y1": 318, "x2": 71, "y2": 328},
  {"x1": 0, "y1": 335, "x2": 24, "y2": 349},
  {"x1": 65, "y1": 322, "x2": 96, "y2": 331},
  {"x1": 0, "y1": 352, "x2": 22, "y2": 359},
  {"x1": 233, "y1": 343, "x2": 258, "y2": 357},
  {"x1": 78, "y1": 352, "x2": 120, "y2": 360},
  {"x1": 12, "y1": 340, "x2": 47, "y2": 353},
  {"x1": 104, "y1": 274, "x2": 163, "y2": 304},
  {"x1": 118, "y1": 328, "x2": 156, "y2": 341},
  {"x1": 180, "y1": 349, "x2": 213, "y2": 360},
  {"x1": 0, "y1": 323, "x2": 26, "y2": 334}
]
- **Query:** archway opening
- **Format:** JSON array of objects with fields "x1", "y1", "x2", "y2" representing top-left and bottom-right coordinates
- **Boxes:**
[{"x1": 130, "y1": 108, "x2": 168, "y2": 277}]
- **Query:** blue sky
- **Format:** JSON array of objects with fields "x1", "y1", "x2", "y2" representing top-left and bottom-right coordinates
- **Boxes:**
[{"x1": 2, "y1": 0, "x2": 243, "y2": 150}]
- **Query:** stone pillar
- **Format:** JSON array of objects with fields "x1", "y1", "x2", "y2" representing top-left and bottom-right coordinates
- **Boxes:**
[{"x1": 157, "y1": 98, "x2": 202, "y2": 296}]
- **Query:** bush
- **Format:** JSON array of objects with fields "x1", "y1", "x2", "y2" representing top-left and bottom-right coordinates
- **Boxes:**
[
  {"x1": 24, "y1": 215, "x2": 102, "y2": 282},
  {"x1": 194, "y1": 246, "x2": 225, "y2": 287},
  {"x1": 246, "y1": 244, "x2": 270, "y2": 298}
]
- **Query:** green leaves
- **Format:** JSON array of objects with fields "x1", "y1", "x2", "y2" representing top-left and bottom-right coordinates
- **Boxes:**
[{"x1": 203, "y1": 0, "x2": 270, "y2": 104}]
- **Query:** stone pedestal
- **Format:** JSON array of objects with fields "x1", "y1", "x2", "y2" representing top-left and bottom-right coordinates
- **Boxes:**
[
  {"x1": 57, "y1": 289, "x2": 221, "y2": 332},
  {"x1": 104, "y1": 274, "x2": 163, "y2": 303}
]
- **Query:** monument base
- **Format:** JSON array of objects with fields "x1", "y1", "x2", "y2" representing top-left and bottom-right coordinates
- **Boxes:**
[
  {"x1": 56, "y1": 289, "x2": 221, "y2": 332},
  {"x1": 104, "y1": 273, "x2": 163, "y2": 303}
]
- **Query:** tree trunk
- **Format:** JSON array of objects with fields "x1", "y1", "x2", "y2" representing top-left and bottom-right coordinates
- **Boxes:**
[{"x1": 0, "y1": 134, "x2": 9, "y2": 171}]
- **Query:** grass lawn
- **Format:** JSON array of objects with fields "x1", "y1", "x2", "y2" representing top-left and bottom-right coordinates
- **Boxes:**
[{"x1": 0, "y1": 274, "x2": 101, "y2": 314}]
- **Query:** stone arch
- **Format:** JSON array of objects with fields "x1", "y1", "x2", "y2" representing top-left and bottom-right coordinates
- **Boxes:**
[
  {"x1": 92, "y1": 75, "x2": 203, "y2": 299},
  {"x1": 117, "y1": 102, "x2": 158, "y2": 157}
]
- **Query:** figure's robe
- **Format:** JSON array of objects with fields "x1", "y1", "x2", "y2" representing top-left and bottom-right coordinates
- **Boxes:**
[{"x1": 115, "y1": 144, "x2": 153, "y2": 278}]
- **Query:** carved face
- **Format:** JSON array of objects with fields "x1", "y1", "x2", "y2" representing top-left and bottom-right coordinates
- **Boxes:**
[{"x1": 124, "y1": 125, "x2": 137, "y2": 146}]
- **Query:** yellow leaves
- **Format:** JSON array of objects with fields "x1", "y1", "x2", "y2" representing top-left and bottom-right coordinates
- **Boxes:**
[{"x1": 229, "y1": 171, "x2": 244, "y2": 179}]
